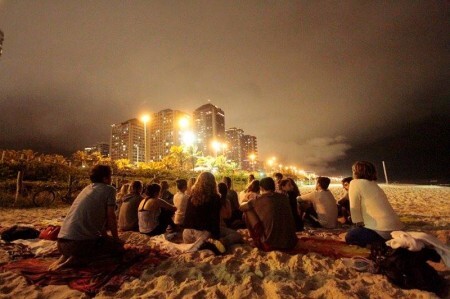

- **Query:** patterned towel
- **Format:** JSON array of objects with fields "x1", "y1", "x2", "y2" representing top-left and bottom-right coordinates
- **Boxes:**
[{"x1": 0, "y1": 245, "x2": 169, "y2": 296}]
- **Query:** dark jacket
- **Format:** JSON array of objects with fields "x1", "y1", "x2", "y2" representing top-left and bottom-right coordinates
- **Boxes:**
[{"x1": 183, "y1": 194, "x2": 221, "y2": 239}]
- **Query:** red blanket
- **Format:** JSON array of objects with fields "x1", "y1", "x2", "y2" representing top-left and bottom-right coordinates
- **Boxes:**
[{"x1": 0, "y1": 246, "x2": 169, "y2": 296}]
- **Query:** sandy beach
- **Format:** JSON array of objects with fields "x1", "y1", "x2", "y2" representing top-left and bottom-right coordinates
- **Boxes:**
[{"x1": 0, "y1": 184, "x2": 449, "y2": 299}]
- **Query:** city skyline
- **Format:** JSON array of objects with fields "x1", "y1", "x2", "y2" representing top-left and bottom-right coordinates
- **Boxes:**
[{"x1": 0, "y1": 1, "x2": 449, "y2": 182}]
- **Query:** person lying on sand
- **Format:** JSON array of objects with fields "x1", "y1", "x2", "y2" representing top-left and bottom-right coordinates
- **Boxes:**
[{"x1": 50, "y1": 165, "x2": 124, "y2": 271}]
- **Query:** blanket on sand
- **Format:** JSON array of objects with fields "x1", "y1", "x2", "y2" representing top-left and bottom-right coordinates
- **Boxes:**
[{"x1": 0, "y1": 245, "x2": 169, "y2": 296}]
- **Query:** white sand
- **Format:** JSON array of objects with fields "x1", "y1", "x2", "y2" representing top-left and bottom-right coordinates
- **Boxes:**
[{"x1": 0, "y1": 184, "x2": 449, "y2": 298}]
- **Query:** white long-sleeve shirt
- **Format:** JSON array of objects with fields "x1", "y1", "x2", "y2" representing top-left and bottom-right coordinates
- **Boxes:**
[{"x1": 349, "y1": 179, "x2": 404, "y2": 232}]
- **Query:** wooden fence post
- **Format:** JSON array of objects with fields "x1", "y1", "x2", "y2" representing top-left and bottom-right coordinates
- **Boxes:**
[{"x1": 14, "y1": 171, "x2": 23, "y2": 206}]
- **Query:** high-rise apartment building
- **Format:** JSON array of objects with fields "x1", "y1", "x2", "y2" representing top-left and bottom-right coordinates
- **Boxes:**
[
  {"x1": 241, "y1": 134, "x2": 258, "y2": 170},
  {"x1": 110, "y1": 119, "x2": 145, "y2": 164},
  {"x1": 225, "y1": 127, "x2": 244, "y2": 168},
  {"x1": 149, "y1": 109, "x2": 190, "y2": 161},
  {"x1": 193, "y1": 103, "x2": 225, "y2": 156},
  {"x1": 84, "y1": 142, "x2": 110, "y2": 157}
]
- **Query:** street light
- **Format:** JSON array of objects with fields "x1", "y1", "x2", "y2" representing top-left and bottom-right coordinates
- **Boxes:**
[
  {"x1": 140, "y1": 114, "x2": 150, "y2": 162},
  {"x1": 211, "y1": 140, "x2": 221, "y2": 157},
  {"x1": 249, "y1": 153, "x2": 256, "y2": 171}
]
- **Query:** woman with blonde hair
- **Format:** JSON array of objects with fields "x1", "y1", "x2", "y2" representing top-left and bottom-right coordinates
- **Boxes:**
[
  {"x1": 182, "y1": 172, "x2": 225, "y2": 254},
  {"x1": 115, "y1": 183, "x2": 130, "y2": 215}
]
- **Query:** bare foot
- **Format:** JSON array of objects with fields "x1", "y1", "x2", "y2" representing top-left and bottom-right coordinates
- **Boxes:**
[{"x1": 48, "y1": 255, "x2": 75, "y2": 271}]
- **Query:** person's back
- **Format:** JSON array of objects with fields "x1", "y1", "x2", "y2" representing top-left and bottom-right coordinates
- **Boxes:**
[
  {"x1": 298, "y1": 176, "x2": 338, "y2": 229},
  {"x1": 349, "y1": 179, "x2": 403, "y2": 231},
  {"x1": 59, "y1": 183, "x2": 116, "y2": 240},
  {"x1": 252, "y1": 191, "x2": 297, "y2": 250},
  {"x1": 173, "y1": 179, "x2": 189, "y2": 226},
  {"x1": 118, "y1": 193, "x2": 142, "y2": 231}
]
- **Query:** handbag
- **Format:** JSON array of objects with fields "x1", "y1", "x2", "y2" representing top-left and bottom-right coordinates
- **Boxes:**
[{"x1": 39, "y1": 225, "x2": 61, "y2": 240}]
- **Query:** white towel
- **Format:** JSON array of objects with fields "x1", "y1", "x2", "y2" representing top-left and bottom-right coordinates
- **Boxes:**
[{"x1": 386, "y1": 231, "x2": 450, "y2": 268}]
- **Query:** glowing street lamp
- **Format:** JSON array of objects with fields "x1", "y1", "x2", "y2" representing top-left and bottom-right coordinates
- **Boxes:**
[
  {"x1": 140, "y1": 114, "x2": 150, "y2": 163},
  {"x1": 182, "y1": 131, "x2": 196, "y2": 147},
  {"x1": 249, "y1": 153, "x2": 256, "y2": 171},
  {"x1": 211, "y1": 140, "x2": 221, "y2": 157},
  {"x1": 178, "y1": 117, "x2": 190, "y2": 129}
]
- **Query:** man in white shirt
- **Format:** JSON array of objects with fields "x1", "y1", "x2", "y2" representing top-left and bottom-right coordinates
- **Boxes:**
[{"x1": 297, "y1": 176, "x2": 338, "y2": 229}]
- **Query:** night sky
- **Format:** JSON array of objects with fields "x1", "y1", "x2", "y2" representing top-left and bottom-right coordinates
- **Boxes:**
[{"x1": 0, "y1": 1, "x2": 449, "y2": 182}]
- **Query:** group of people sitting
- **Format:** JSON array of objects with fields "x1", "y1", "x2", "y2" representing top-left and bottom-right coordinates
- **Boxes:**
[{"x1": 53, "y1": 160, "x2": 404, "y2": 267}]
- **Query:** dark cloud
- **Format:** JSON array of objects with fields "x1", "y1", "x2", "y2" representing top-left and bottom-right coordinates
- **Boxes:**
[{"x1": 0, "y1": 1, "x2": 448, "y2": 181}]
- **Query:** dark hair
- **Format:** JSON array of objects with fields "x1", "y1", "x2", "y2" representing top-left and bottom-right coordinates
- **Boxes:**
[
  {"x1": 222, "y1": 177, "x2": 232, "y2": 189},
  {"x1": 248, "y1": 174, "x2": 255, "y2": 182},
  {"x1": 176, "y1": 179, "x2": 187, "y2": 191},
  {"x1": 217, "y1": 182, "x2": 228, "y2": 206},
  {"x1": 342, "y1": 177, "x2": 353, "y2": 184},
  {"x1": 274, "y1": 172, "x2": 283, "y2": 180},
  {"x1": 145, "y1": 183, "x2": 161, "y2": 198},
  {"x1": 130, "y1": 180, "x2": 143, "y2": 193},
  {"x1": 246, "y1": 179, "x2": 260, "y2": 193},
  {"x1": 260, "y1": 177, "x2": 276, "y2": 192},
  {"x1": 279, "y1": 179, "x2": 290, "y2": 188},
  {"x1": 317, "y1": 176, "x2": 331, "y2": 190},
  {"x1": 287, "y1": 178, "x2": 300, "y2": 197},
  {"x1": 161, "y1": 180, "x2": 170, "y2": 190},
  {"x1": 352, "y1": 161, "x2": 377, "y2": 181},
  {"x1": 89, "y1": 165, "x2": 112, "y2": 183}
]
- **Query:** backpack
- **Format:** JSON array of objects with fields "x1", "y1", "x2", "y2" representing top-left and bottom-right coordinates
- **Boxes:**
[
  {"x1": 370, "y1": 242, "x2": 446, "y2": 296},
  {"x1": 1, "y1": 225, "x2": 40, "y2": 242}
]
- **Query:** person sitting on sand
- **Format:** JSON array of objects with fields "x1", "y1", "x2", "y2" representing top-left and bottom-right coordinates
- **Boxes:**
[
  {"x1": 186, "y1": 177, "x2": 196, "y2": 195},
  {"x1": 218, "y1": 183, "x2": 244, "y2": 247},
  {"x1": 173, "y1": 179, "x2": 189, "y2": 227},
  {"x1": 345, "y1": 161, "x2": 404, "y2": 247},
  {"x1": 280, "y1": 178, "x2": 304, "y2": 231},
  {"x1": 238, "y1": 179, "x2": 260, "y2": 205},
  {"x1": 297, "y1": 176, "x2": 338, "y2": 229},
  {"x1": 273, "y1": 172, "x2": 283, "y2": 193},
  {"x1": 53, "y1": 165, "x2": 124, "y2": 270},
  {"x1": 115, "y1": 182, "x2": 130, "y2": 216},
  {"x1": 337, "y1": 177, "x2": 353, "y2": 224},
  {"x1": 240, "y1": 177, "x2": 297, "y2": 251},
  {"x1": 138, "y1": 183, "x2": 177, "y2": 236},
  {"x1": 118, "y1": 180, "x2": 143, "y2": 231},
  {"x1": 222, "y1": 176, "x2": 243, "y2": 229},
  {"x1": 160, "y1": 180, "x2": 174, "y2": 205},
  {"x1": 182, "y1": 172, "x2": 226, "y2": 255}
]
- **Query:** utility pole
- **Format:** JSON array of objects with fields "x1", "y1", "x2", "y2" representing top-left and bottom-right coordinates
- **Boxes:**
[{"x1": 382, "y1": 161, "x2": 389, "y2": 184}]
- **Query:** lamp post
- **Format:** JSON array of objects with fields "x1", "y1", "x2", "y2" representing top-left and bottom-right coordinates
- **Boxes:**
[{"x1": 140, "y1": 115, "x2": 150, "y2": 163}]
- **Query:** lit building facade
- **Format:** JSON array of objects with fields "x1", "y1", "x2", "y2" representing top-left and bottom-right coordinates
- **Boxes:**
[
  {"x1": 149, "y1": 109, "x2": 190, "y2": 161},
  {"x1": 193, "y1": 103, "x2": 225, "y2": 156},
  {"x1": 84, "y1": 142, "x2": 110, "y2": 157},
  {"x1": 110, "y1": 119, "x2": 145, "y2": 164},
  {"x1": 241, "y1": 134, "x2": 258, "y2": 170},
  {"x1": 225, "y1": 127, "x2": 244, "y2": 168}
]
